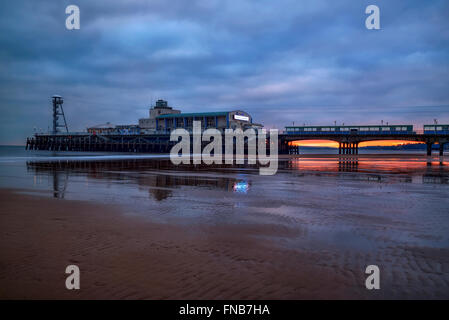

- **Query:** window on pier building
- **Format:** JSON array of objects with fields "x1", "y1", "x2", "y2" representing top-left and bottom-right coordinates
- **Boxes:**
[
  {"x1": 176, "y1": 118, "x2": 184, "y2": 128},
  {"x1": 207, "y1": 117, "x2": 215, "y2": 127}
]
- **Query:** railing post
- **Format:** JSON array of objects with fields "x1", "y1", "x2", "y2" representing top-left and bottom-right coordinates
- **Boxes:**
[{"x1": 427, "y1": 142, "x2": 433, "y2": 156}]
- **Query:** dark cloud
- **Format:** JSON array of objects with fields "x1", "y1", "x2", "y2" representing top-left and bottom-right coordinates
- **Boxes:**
[{"x1": 0, "y1": 0, "x2": 448, "y2": 144}]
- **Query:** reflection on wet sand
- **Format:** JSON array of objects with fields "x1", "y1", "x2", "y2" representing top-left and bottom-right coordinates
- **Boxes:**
[
  {"x1": 26, "y1": 155, "x2": 449, "y2": 199},
  {"x1": 287, "y1": 155, "x2": 449, "y2": 184},
  {"x1": 27, "y1": 159, "x2": 252, "y2": 200}
]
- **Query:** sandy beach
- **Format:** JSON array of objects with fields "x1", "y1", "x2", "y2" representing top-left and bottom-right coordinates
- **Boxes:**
[
  {"x1": 1, "y1": 151, "x2": 449, "y2": 299},
  {"x1": 0, "y1": 188, "x2": 358, "y2": 299},
  {"x1": 1, "y1": 184, "x2": 448, "y2": 299}
]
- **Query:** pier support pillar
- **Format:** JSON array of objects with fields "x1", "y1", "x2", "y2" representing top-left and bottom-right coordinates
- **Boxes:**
[
  {"x1": 427, "y1": 142, "x2": 433, "y2": 156},
  {"x1": 278, "y1": 139, "x2": 289, "y2": 155},
  {"x1": 338, "y1": 143, "x2": 342, "y2": 155},
  {"x1": 440, "y1": 143, "x2": 444, "y2": 157}
]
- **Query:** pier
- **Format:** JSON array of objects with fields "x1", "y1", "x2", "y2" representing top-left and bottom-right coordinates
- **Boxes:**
[
  {"x1": 278, "y1": 132, "x2": 449, "y2": 156},
  {"x1": 25, "y1": 96, "x2": 449, "y2": 156},
  {"x1": 26, "y1": 133, "x2": 175, "y2": 153},
  {"x1": 26, "y1": 131, "x2": 449, "y2": 156}
]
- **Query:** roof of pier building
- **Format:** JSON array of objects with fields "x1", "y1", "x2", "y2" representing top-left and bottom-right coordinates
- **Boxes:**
[
  {"x1": 156, "y1": 111, "x2": 230, "y2": 119},
  {"x1": 153, "y1": 99, "x2": 172, "y2": 109}
]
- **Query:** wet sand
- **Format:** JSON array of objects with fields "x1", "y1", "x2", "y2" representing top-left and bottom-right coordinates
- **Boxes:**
[{"x1": 1, "y1": 187, "x2": 448, "y2": 299}]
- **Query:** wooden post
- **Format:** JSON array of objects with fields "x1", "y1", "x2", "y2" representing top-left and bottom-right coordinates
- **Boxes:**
[{"x1": 427, "y1": 142, "x2": 433, "y2": 156}]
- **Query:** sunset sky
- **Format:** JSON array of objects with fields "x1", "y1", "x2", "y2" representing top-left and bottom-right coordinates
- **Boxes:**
[
  {"x1": 0, "y1": 0, "x2": 448, "y2": 145},
  {"x1": 293, "y1": 140, "x2": 424, "y2": 148}
]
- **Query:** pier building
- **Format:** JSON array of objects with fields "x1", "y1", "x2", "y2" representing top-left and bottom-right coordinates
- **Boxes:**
[{"x1": 138, "y1": 99, "x2": 261, "y2": 133}]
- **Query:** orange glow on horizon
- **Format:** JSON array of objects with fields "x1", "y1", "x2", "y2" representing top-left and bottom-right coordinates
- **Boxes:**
[
  {"x1": 292, "y1": 140, "x2": 423, "y2": 148},
  {"x1": 292, "y1": 140, "x2": 338, "y2": 147},
  {"x1": 358, "y1": 140, "x2": 422, "y2": 147}
]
